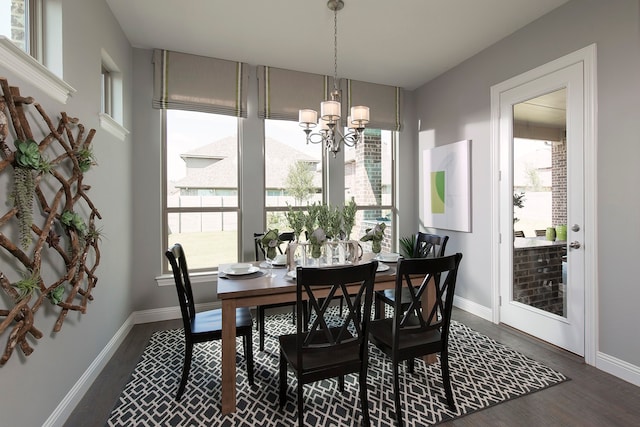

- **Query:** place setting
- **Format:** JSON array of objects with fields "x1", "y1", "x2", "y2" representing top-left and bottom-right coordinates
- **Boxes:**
[{"x1": 217, "y1": 263, "x2": 265, "y2": 280}]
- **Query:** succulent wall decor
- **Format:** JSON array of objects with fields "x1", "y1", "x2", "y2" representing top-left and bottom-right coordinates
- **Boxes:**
[{"x1": 0, "y1": 77, "x2": 102, "y2": 365}]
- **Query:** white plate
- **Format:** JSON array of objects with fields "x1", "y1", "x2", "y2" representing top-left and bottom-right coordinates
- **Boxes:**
[
  {"x1": 376, "y1": 263, "x2": 390, "y2": 272},
  {"x1": 376, "y1": 253, "x2": 401, "y2": 263},
  {"x1": 223, "y1": 266, "x2": 261, "y2": 276},
  {"x1": 271, "y1": 262, "x2": 287, "y2": 267}
]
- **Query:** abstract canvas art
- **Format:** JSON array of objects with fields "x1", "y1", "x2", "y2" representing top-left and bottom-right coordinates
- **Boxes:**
[{"x1": 422, "y1": 139, "x2": 471, "y2": 232}]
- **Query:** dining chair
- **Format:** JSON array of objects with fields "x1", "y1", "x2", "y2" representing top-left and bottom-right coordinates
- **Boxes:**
[
  {"x1": 374, "y1": 232, "x2": 449, "y2": 319},
  {"x1": 534, "y1": 229, "x2": 547, "y2": 237},
  {"x1": 279, "y1": 261, "x2": 378, "y2": 427},
  {"x1": 369, "y1": 253, "x2": 463, "y2": 427},
  {"x1": 165, "y1": 243, "x2": 254, "y2": 401},
  {"x1": 254, "y1": 231, "x2": 300, "y2": 352},
  {"x1": 514, "y1": 230, "x2": 526, "y2": 238}
]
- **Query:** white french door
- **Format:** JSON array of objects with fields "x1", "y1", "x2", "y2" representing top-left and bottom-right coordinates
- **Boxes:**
[{"x1": 496, "y1": 60, "x2": 587, "y2": 356}]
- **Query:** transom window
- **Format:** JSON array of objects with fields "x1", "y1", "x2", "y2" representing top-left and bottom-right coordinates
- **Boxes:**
[{"x1": 163, "y1": 110, "x2": 239, "y2": 272}]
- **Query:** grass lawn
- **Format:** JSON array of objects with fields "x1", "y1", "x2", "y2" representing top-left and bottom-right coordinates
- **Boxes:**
[{"x1": 168, "y1": 231, "x2": 238, "y2": 270}]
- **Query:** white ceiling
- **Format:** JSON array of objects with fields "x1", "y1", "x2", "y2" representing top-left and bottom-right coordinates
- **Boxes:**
[{"x1": 105, "y1": 0, "x2": 570, "y2": 90}]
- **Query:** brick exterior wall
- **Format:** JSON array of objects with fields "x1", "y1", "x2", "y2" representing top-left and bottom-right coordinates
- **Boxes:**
[
  {"x1": 10, "y1": 0, "x2": 26, "y2": 49},
  {"x1": 513, "y1": 245, "x2": 565, "y2": 316},
  {"x1": 552, "y1": 138, "x2": 567, "y2": 226}
]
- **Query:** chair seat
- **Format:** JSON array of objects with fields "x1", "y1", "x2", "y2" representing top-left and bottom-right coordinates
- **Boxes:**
[
  {"x1": 379, "y1": 287, "x2": 413, "y2": 305},
  {"x1": 279, "y1": 328, "x2": 361, "y2": 374},
  {"x1": 192, "y1": 307, "x2": 253, "y2": 336},
  {"x1": 369, "y1": 318, "x2": 442, "y2": 357}
]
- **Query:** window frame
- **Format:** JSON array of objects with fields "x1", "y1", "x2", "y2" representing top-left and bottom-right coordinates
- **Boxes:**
[{"x1": 161, "y1": 109, "x2": 241, "y2": 274}]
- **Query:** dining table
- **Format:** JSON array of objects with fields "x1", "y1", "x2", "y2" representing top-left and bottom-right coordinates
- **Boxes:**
[{"x1": 216, "y1": 254, "x2": 435, "y2": 415}]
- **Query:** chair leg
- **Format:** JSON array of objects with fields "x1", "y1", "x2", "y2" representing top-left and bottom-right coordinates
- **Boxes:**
[
  {"x1": 338, "y1": 375, "x2": 344, "y2": 392},
  {"x1": 279, "y1": 349, "x2": 287, "y2": 408},
  {"x1": 297, "y1": 380, "x2": 304, "y2": 427},
  {"x1": 244, "y1": 333, "x2": 254, "y2": 386},
  {"x1": 407, "y1": 358, "x2": 415, "y2": 374},
  {"x1": 359, "y1": 366, "x2": 371, "y2": 426},
  {"x1": 259, "y1": 306, "x2": 266, "y2": 351},
  {"x1": 392, "y1": 361, "x2": 404, "y2": 427},
  {"x1": 176, "y1": 340, "x2": 193, "y2": 401},
  {"x1": 374, "y1": 294, "x2": 383, "y2": 320},
  {"x1": 256, "y1": 305, "x2": 261, "y2": 331},
  {"x1": 441, "y1": 349, "x2": 456, "y2": 410},
  {"x1": 291, "y1": 304, "x2": 296, "y2": 325},
  {"x1": 339, "y1": 296, "x2": 344, "y2": 316}
]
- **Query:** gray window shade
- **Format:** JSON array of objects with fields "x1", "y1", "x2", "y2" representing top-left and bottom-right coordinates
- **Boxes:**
[
  {"x1": 257, "y1": 65, "x2": 329, "y2": 121},
  {"x1": 345, "y1": 80, "x2": 402, "y2": 131},
  {"x1": 152, "y1": 49, "x2": 248, "y2": 117}
]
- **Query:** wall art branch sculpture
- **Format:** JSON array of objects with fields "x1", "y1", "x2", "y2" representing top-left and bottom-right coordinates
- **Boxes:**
[{"x1": 0, "y1": 77, "x2": 101, "y2": 365}]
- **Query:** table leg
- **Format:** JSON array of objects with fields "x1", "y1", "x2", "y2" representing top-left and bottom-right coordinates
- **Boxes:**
[
  {"x1": 421, "y1": 277, "x2": 437, "y2": 364},
  {"x1": 221, "y1": 299, "x2": 237, "y2": 414}
]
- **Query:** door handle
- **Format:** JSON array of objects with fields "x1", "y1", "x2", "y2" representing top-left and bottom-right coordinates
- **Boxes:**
[{"x1": 569, "y1": 241, "x2": 581, "y2": 249}]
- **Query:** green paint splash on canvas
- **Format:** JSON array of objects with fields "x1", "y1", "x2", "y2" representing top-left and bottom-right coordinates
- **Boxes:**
[{"x1": 431, "y1": 171, "x2": 445, "y2": 213}]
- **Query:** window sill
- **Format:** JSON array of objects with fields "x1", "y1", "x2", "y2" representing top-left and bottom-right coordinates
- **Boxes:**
[
  {"x1": 99, "y1": 113, "x2": 130, "y2": 141},
  {"x1": 156, "y1": 271, "x2": 219, "y2": 287},
  {"x1": 0, "y1": 36, "x2": 75, "y2": 104}
]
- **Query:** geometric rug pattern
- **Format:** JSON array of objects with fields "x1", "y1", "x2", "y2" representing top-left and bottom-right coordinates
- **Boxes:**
[{"x1": 107, "y1": 310, "x2": 568, "y2": 426}]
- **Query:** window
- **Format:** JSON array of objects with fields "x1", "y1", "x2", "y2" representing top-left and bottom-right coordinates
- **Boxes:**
[
  {"x1": 100, "y1": 65, "x2": 112, "y2": 116},
  {"x1": 344, "y1": 129, "x2": 396, "y2": 250},
  {"x1": 164, "y1": 110, "x2": 239, "y2": 272},
  {"x1": 0, "y1": 0, "x2": 41, "y2": 59},
  {"x1": 264, "y1": 119, "x2": 323, "y2": 231}
]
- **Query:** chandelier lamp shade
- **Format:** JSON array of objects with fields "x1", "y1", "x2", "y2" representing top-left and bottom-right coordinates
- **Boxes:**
[{"x1": 298, "y1": 0, "x2": 369, "y2": 157}]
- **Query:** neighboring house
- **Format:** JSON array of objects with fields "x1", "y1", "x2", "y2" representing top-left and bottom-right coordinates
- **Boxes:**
[{"x1": 172, "y1": 137, "x2": 322, "y2": 196}]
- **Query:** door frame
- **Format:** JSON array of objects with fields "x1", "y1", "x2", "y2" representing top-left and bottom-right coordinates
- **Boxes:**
[{"x1": 490, "y1": 44, "x2": 598, "y2": 365}]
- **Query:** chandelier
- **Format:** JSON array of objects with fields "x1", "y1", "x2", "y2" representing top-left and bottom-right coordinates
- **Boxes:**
[{"x1": 298, "y1": 0, "x2": 369, "y2": 157}]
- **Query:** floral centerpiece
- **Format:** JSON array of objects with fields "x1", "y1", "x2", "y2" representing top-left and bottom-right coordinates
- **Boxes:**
[
  {"x1": 360, "y1": 222, "x2": 386, "y2": 254},
  {"x1": 260, "y1": 229, "x2": 281, "y2": 260}
]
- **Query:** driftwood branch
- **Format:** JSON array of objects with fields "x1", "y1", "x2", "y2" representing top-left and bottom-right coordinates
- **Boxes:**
[{"x1": 0, "y1": 77, "x2": 102, "y2": 364}]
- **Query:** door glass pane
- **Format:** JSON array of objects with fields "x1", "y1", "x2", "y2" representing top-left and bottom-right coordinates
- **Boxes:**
[{"x1": 512, "y1": 89, "x2": 567, "y2": 317}]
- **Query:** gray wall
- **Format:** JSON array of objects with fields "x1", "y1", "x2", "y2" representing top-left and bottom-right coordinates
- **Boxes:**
[
  {"x1": 1, "y1": 0, "x2": 638, "y2": 425},
  {"x1": 414, "y1": 0, "x2": 640, "y2": 366},
  {"x1": 0, "y1": 0, "x2": 134, "y2": 425}
]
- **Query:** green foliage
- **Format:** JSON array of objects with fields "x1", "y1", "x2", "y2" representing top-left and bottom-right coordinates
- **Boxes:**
[
  {"x1": 260, "y1": 229, "x2": 281, "y2": 259},
  {"x1": 513, "y1": 192, "x2": 526, "y2": 223},
  {"x1": 399, "y1": 235, "x2": 416, "y2": 258},
  {"x1": 309, "y1": 228, "x2": 327, "y2": 258},
  {"x1": 60, "y1": 210, "x2": 87, "y2": 235},
  {"x1": 13, "y1": 269, "x2": 40, "y2": 301},
  {"x1": 75, "y1": 147, "x2": 96, "y2": 172},
  {"x1": 315, "y1": 203, "x2": 330, "y2": 233},
  {"x1": 327, "y1": 205, "x2": 342, "y2": 239},
  {"x1": 285, "y1": 161, "x2": 314, "y2": 204},
  {"x1": 285, "y1": 205, "x2": 305, "y2": 241},
  {"x1": 12, "y1": 167, "x2": 35, "y2": 250},
  {"x1": 47, "y1": 284, "x2": 65, "y2": 305},
  {"x1": 15, "y1": 139, "x2": 41, "y2": 169},
  {"x1": 303, "y1": 203, "x2": 319, "y2": 238},
  {"x1": 342, "y1": 198, "x2": 357, "y2": 239},
  {"x1": 360, "y1": 222, "x2": 386, "y2": 254}
]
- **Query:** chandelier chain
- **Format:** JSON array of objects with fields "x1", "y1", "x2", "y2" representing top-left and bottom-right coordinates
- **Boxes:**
[{"x1": 333, "y1": 7, "x2": 338, "y2": 91}]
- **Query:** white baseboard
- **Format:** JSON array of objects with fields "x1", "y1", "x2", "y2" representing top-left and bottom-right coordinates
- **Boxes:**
[
  {"x1": 596, "y1": 351, "x2": 640, "y2": 387},
  {"x1": 454, "y1": 295, "x2": 493, "y2": 322},
  {"x1": 42, "y1": 314, "x2": 136, "y2": 427},
  {"x1": 133, "y1": 301, "x2": 222, "y2": 324}
]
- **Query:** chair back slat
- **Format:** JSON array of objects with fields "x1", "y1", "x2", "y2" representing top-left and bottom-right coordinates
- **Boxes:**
[
  {"x1": 165, "y1": 243, "x2": 196, "y2": 332},
  {"x1": 412, "y1": 232, "x2": 449, "y2": 258},
  {"x1": 392, "y1": 254, "x2": 463, "y2": 356},
  {"x1": 295, "y1": 262, "x2": 378, "y2": 364}
]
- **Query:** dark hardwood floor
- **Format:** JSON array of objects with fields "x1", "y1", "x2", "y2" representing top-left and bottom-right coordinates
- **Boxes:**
[{"x1": 64, "y1": 308, "x2": 640, "y2": 426}]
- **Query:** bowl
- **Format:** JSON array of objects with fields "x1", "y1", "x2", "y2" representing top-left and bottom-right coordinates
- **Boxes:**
[{"x1": 230, "y1": 263, "x2": 252, "y2": 274}]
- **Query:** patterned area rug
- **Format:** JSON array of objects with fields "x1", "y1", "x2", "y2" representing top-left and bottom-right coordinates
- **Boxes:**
[{"x1": 107, "y1": 311, "x2": 568, "y2": 426}]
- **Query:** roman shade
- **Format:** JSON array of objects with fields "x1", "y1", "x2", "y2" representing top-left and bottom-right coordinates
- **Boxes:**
[
  {"x1": 258, "y1": 65, "x2": 403, "y2": 131},
  {"x1": 257, "y1": 65, "x2": 329, "y2": 121},
  {"x1": 152, "y1": 49, "x2": 248, "y2": 117}
]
